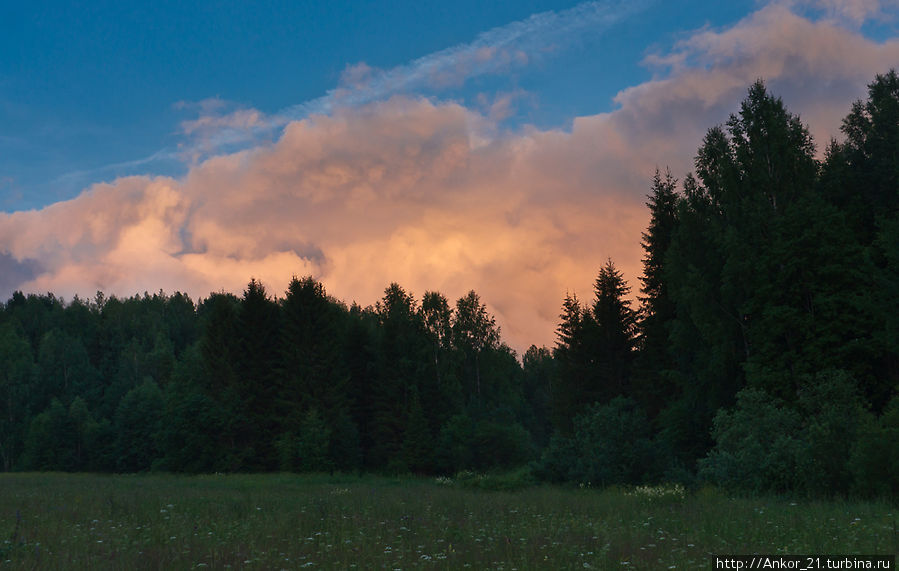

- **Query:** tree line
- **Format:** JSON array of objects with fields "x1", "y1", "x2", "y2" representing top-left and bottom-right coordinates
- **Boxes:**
[
  {"x1": 0, "y1": 280, "x2": 535, "y2": 476},
  {"x1": 1, "y1": 71, "x2": 897, "y2": 498}
]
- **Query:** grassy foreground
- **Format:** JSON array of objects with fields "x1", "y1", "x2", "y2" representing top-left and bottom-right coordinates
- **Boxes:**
[{"x1": 0, "y1": 473, "x2": 895, "y2": 569}]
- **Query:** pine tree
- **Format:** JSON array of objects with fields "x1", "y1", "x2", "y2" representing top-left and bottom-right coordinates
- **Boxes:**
[{"x1": 342, "y1": 304, "x2": 378, "y2": 468}]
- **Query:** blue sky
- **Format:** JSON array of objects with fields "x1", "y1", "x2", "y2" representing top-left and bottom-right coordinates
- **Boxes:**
[
  {"x1": 0, "y1": 0, "x2": 761, "y2": 210},
  {"x1": 1, "y1": 0, "x2": 897, "y2": 350}
]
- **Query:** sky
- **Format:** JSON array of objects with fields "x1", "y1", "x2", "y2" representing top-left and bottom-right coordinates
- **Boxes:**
[{"x1": 1, "y1": 0, "x2": 898, "y2": 352}]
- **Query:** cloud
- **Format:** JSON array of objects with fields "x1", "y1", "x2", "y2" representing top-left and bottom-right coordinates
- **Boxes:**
[
  {"x1": 0, "y1": 252, "x2": 41, "y2": 295},
  {"x1": 628, "y1": 2, "x2": 899, "y2": 157},
  {"x1": 285, "y1": 0, "x2": 651, "y2": 118},
  {"x1": 0, "y1": 96, "x2": 650, "y2": 351},
  {"x1": 1, "y1": 2, "x2": 898, "y2": 352},
  {"x1": 476, "y1": 90, "x2": 536, "y2": 122},
  {"x1": 174, "y1": 0, "x2": 653, "y2": 162},
  {"x1": 786, "y1": 0, "x2": 899, "y2": 26},
  {"x1": 181, "y1": 109, "x2": 265, "y2": 138}
]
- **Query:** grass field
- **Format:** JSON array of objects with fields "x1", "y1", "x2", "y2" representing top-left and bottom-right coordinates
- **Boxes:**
[{"x1": 0, "y1": 472, "x2": 895, "y2": 569}]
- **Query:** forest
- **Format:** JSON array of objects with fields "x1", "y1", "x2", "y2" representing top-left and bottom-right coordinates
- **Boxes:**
[{"x1": 0, "y1": 71, "x2": 896, "y2": 499}]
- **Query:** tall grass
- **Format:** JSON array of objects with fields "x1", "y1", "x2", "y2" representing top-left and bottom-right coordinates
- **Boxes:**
[{"x1": 0, "y1": 473, "x2": 895, "y2": 569}]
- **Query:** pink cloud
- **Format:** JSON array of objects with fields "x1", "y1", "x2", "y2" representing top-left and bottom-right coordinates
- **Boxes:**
[{"x1": 1, "y1": 3, "x2": 897, "y2": 352}]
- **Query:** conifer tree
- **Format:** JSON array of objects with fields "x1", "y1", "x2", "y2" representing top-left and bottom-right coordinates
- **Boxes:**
[
  {"x1": 236, "y1": 279, "x2": 282, "y2": 470},
  {"x1": 280, "y1": 277, "x2": 348, "y2": 429},
  {"x1": 552, "y1": 260, "x2": 636, "y2": 435},
  {"x1": 552, "y1": 293, "x2": 589, "y2": 433},
  {"x1": 591, "y1": 259, "x2": 637, "y2": 401},
  {"x1": 370, "y1": 283, "x2": 425, "y2": 468},
  {"x1": 0, "y1": 322, "x2": 33, "y2": 471},
  {"x1": 634, "y1": 169, "x2": 679, "y2": 417}
]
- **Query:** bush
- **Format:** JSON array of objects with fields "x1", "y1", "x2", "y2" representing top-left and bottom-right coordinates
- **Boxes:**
[
  {"x1": 536, "y1": 397, "x2": 660, "y2": 486},
  {"x1": 21, "y1": 399, "x2": 74, "y2": 471},
  {"x1": 113, "y1": 378, "x2": 164, "y2": 472},
  {"x1": 532, "y1": 431, "x2": 579, "y2": 483},
  {"x1": 699, "y1": 388, "x2": 807, "y2": 493},
  {"x1": 436, "y1": 414, "x2": 533, "y2": 473},
  {"x1": 451, "y1": 466, "x2": 537, "y2": 491},
  {"x1": 850, "y1": 393, "x2": 899, "y2": 498},
  {"x1": 798, "y1": 369, "x2": 868, "y2": 496}
]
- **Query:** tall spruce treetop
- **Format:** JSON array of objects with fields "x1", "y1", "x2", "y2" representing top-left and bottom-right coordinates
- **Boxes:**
[
  {"x1": 551, "y1": 261, "x2": 637, "y2": 433},
  {"x1": 592, "y1": 259, "x2": 637, "y2": 398},
  {"x1": 639, "y1": 168, "x2": 679, "y2": 326},
  {"x1": 555, "y1": 293, "x2": 584, "y2": 356},
  {"x1": 634, "y1": 168, "x2": 679, "y2": 417},
  {"x1": 551, "y1": 292, "x2": 589, "y2": 432},
  {"x1": 369, "y1": 283, "x2": 426, "y2": 468},
  {"x1": 280, "y1": 276, "x2": 347, "y2": 423},
  {"x1": 236, "y1": 278, "x2": 282, "y2": 470}
]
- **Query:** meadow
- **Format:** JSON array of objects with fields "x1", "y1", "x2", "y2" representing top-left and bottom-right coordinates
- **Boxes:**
[{"x1": 0, "y1": 472, "x2": 895, "y2": 570}]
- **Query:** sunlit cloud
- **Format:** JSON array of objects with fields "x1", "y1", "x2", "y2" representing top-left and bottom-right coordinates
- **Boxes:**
[{"x1": 1, "y1": 1, "x2": 897, "y2": 352}]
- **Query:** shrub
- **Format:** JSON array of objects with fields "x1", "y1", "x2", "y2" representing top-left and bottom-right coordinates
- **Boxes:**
[
  {"x1": 536, "y1": 397, "x2": 659, "y2": 486},
  {"x1": 699, "y1": 388, "x2": 807, "y2": 493},
  {"x1": 798, "y1": 369, "x2": 868, "y2": 496},
  {"x1": 850, "y1": 393, "x2": 899, "y2": 498},
  {"x1": 436, "y1": 414, "x2": 533, "y2": 473}
]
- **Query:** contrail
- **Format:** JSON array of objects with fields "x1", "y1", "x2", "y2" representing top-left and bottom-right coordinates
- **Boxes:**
[
  {"x1": 72, "y1": 0, "x2": 654, "y2": 180},
  {"x1": 277, "y1": 0, "x2": 654, "y2": 121}
]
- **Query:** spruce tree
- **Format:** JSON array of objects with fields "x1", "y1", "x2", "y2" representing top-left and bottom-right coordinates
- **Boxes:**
[
  {"x1": 552, "y1": 293, "x2": 589, "y2": 434},
  {"x1": 591, "y1": 259, "x2": 637, "y2": 402},
  {"x1": 236, "y1": 279, "x2": 282, "y2": 470},
  {"x1": 280, "y1": 277, "x2": 349, "y2": 439},
  {"x1": 370, "y1": 283, "x2": 425, "y2": 469},
  {"x1": 634, "y1": 169, "x2": 679, "y2": 418}
]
